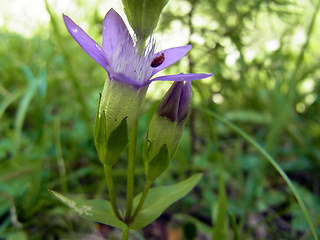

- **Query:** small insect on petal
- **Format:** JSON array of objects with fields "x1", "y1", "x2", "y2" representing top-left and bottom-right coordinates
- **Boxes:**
[{"x1": 150, "y1": 53, "x2": 165, "y2": 68}]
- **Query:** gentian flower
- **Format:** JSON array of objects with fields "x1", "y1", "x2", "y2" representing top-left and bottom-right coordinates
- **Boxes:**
[
  {"x1": 63, "y1": 8, "x2": 212, "y2": 88},
  {"x1": 144, "y1": 81, "x2": 192, "y2": 180},
  {"x1": 63, "y1": 9, "x2": 212, "y2": 165}
]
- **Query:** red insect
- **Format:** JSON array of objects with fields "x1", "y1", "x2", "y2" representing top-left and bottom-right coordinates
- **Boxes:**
[{"x1": 150, "y1": 53, "x2": 165, "y2": 68}]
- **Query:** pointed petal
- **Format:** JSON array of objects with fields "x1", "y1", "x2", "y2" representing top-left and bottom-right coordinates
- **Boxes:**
[
  {"x1": 151, "y1": 45, "x2": 192, "y2": 76},
  {"x1": 102, "y1": 8, "x2": 133, "y2": 61},
  {"x1": 178, "y1": 81, "x2": 191, "y2": 122},
  {"x1": 63, "y1": 14, "x2": 108, "y2": 69},
  {"x1": 150, "y1": 73, "x2": 214, "y2": 83},
  {"x1": 157, "y1": 82, "x2": 182, "y2": 122}
]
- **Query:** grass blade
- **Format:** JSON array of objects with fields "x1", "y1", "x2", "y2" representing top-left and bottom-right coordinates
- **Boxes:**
[
  {"x1": 197, "y1": 108, "x2": 318, "y2": 240},
  {"x1": 212, "y1": 173, "x2": 228, "y2": 240},
  {"x1": 0, "y1": 89, "x2": 24, "y2": 120}
]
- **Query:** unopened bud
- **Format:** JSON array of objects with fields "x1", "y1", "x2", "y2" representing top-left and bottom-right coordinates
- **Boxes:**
[
  {"x1": 144, "y1": 81, "x2": 191, "y2": 180},
  {"x1": 122, "y1": 0, "x2": 169, "y2": 38}
]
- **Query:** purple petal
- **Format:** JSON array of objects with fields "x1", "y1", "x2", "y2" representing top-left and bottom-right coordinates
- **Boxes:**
[
  {"x1": 151, "y1": 45, "x2": 192, "y2": 76},
  {"x1": 102, "y1": 8, "x2": 133, "y2": 61},
  {"x1": 157, "y1": 82, "x2": 182, "y2": 122},
  {"x1": 150, "y1": 73, "x2": 214, "y2": 83},
  {"x1": 63, "y1": 14, "x2": 108, "y2": 69},
  {"x1": 178, "y1": 81, "x2": 191, "y2": 122},
  {"x1": 106, "y1": 66, "x2": 143, "y2": 88}
]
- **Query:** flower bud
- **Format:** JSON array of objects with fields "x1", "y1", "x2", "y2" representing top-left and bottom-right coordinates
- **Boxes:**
[
  {"x1": 157, "y1": 81, "x2": 191, "y2": 123},
  {"x1": 94, "y1": 76, "x2": 148, "y2": 166},
  {"x1": 122, "y1": 0, "x2": 169, "y2": 38},
  {"x1": 144, "y1": 81, "x2": 191, "y2": 180}
]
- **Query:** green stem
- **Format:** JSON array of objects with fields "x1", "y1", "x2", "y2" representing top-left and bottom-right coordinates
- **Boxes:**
[
  {"x1": 103, "y1": 164, "x2": 122, "y2": 220},
  {"x1": 122, "y1": 227, "x2": 129, "y2": 240},
  {"x1": 54, "y1": 116, "x2": 68, "y2": 193},
  {"x1": 197, "y1": 108, "x2": 319, "y2": 240},
  {"x1": 125, "y1": 123, "x2": 138, "y2": 221},
  {"x1": 131, "y1": 180, "x2": 152, "y2": 221}
]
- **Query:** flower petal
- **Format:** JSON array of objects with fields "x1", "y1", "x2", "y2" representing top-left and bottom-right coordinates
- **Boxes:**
[
  {"x1": 178, "y1": 81, "x2": 191, "y2": 122},
  {"x1": 106, "y1": 66, "x2": 143, "y2": 88},
  {"x1": 63, "y1": 14, "x2": 108, "y2": 69},
  {"x1": 102, "y1": 8, "x2": 133, "y2": 61},
  {"x1": 151, "y1": 45, "x2": 192, "y2": 76},
  {"x1": 150, "y1": 73, "x2": 214, "y2": 83}
]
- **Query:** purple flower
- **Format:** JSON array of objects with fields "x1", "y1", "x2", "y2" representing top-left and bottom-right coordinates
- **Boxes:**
[
  {"x1": 144, "y1": 81, "x2": 193, "y2": 180},
  {"x1": 157, "y1": 81, "x2": 191, "y2": 123},
  {"x1": 63, "y1": 8, "x2": 213, "y2": 88}
]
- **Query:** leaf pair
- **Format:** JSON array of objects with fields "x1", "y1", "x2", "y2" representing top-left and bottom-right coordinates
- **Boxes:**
[{"x1": 50, "y1": 173, "x2": 202, "y2": 230}]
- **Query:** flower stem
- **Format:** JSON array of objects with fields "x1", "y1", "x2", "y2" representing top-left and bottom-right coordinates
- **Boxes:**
[
  {"x1": 122, "y1": 227, "x2": 129, "y2": 240},
  {"x1": 124, "y1": 122, "x2": 138, "y2": 221},
  {"x1": 103, "y1": 164, "x2": 121, "y2": 220},
  {"x1": 131, "y1": 180, "x2": 152, "y2": 221}
]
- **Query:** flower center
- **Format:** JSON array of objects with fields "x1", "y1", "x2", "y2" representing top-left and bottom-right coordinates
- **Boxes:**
[{"x1": 110, "y1": 31, "x2": 156, "y2": 83}]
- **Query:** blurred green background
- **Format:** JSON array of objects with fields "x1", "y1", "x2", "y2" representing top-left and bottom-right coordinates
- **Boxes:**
[{"x1": 1, "y1": 0, "x2": 320, "y2": 239}]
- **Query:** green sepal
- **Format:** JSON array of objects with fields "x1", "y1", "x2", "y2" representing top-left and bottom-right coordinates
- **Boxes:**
[
  {"x1": 94, "y1": 96, "x2": 108, "y2": 165},
  {"x1": 122, "y1": 0, "x2": 169, "y2": 38},
  {"x1": 94, "y1": 111, "x2": 108, "y2": 164},
  {"x1": 146, "y1": 144, "x2": 170, "y2": 181},
  {"x1": 106, "y1": 117, "x2": 129, "y2": 166},
  {"x1": 49, "y1": 190, "x2": 127, "y2": 230},
  {"x1": 145, "y1": 115, "x2": 184, "y2": 164},
  {"x1": 94, "y1": 92, "x2": 129, "y2": 166},
  {"x1": 93, "y1": 93, "x2": 102, "y2": 142},
  {"x1": 129, "y1": 173, "x2": 202, "y2": 230}
]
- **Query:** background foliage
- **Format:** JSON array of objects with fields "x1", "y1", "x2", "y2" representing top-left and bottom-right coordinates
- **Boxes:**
[{"x1": 0, "y1": 0, "x2": 320, "y2": 239}]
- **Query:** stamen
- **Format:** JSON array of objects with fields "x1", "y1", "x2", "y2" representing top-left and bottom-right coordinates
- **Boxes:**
[{"x1": 110, "y1": 31, "x2": 157, "y2": 84}]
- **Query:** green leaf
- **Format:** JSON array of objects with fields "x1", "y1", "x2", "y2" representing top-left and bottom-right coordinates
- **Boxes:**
[
  {"x1": 49, "y1": 190, "x2": 127, "y2": 230},
  {"x1": 146, "y1": 144, "x2": 170, "y2": 181},
  {"x1": 230, "y1": 212, "x2": 240, "y2": 240},
  {"x1": 130, "y1": 173, "x2": 202, "y2": 230},
  {"x1": 7, "y1": 231, "x2": 28, "y2": 240},
  {"x1": 14, "y1": 66, "x2": 38, "y2": 155},
  {"x1": 0, "y1": 89, "x2": 24, "y2": 121},
  {"x1": 212, "y1": 174, "x2": 228, "y2": 240}
]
